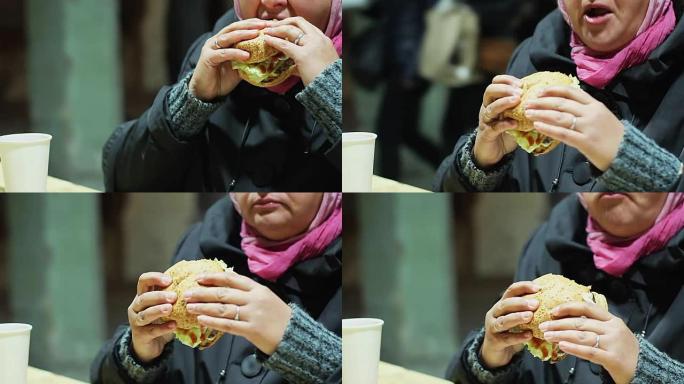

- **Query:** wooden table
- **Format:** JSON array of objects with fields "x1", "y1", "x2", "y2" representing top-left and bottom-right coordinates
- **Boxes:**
[
  {"x1": 28, "y1": 367, "x2": 88, "y2": 384},
  {"x1": 379, "y1": 362, "x2": 451, "y2": 384},
  {"x1": 372, "y1": 176, "x2": 431, "y2": 193},
  {"x1": 0, "y1": 169, "x2": 100, "y2": 193}
]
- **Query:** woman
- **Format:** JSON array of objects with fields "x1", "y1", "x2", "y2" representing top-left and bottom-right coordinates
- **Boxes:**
[
  {"x1": 103, "y1": 1, "x2": 342, "y2": 192},
  {"x1": 91, "y1": 193, "x2": 342, "y2": 384},
  {"x1": 448, "y1": 193, "x2": 684, "y2": 383},
  {"x1": 435, "y1": 0, "x2": 684, "y2": 192}
]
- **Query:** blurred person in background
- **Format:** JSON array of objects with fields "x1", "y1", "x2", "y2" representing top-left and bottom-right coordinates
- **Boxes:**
[
  {"x1": 92, "y1": 193, "x2": 342, "y2": 384},
  {"x1": 449, "y1": 193, "x2": 684, "y2": 383},
  {"x1": 436, "y1": 0, "x2": 684, "y2": 192},
  {"x1": 104, "y1": 0, "x2": 342, "y2": 192}
]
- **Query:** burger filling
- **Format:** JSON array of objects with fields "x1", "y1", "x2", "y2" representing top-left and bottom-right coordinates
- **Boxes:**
[
  {"x1": 526, "y1": 337, "x2": 565, "y2": 363},
  {"x1": 175, "y1": 326, "x2": 222, "y2": 349},
  {"x1": 507, "y1": 129, "x2": 556, "y2": 155},
  {"x1": 232, "y1": 54, "x2": 294, "y2": 86}
]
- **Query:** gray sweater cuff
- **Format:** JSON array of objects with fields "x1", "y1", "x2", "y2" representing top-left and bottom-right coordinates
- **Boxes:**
[
  {"x1": 457, "y1": 132, "x2": 513, "y2": 192},
  {"x1": 599, "y1": 122, "x2": 683, "y2": 191},
  {"x1": 295, "y1": 59, "x2": 342, "y2": 145},
  {"x1": 465, "y1": 328, "x2": 519, "y2": 383},
  {"x1": 631, "y1": 336, "x2": 684, "y2": 384},
  {"x1": 115, "y1": 327, "x2": 171, "y2": 383},
  {"x1": 262, "y1": 304, "x2": 341, "y2": 384},
  {"x1": 167, "y1": 72, "x2": 223, "y2": 140}
]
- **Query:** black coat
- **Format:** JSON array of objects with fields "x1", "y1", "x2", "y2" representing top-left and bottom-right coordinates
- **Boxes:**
[
  {"x1": 436, "y1": 3, "x2": 684, "y2": 192},
  {"x1": 91, "y1": 198, "x2": 342, "y2": 384},
  {"x1": 447, "y1": 195, "x2": 684, "y2": 384},
  {"x1": 103, "y1": 10, "x2": 341, "y2": 192}
]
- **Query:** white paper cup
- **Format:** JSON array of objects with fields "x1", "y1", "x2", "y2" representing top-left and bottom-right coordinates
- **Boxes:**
[
  {"x1": 342, "y1": 318, "x2": 384, "y2": 384},
  {"x1": 0, "y1": 323, "x2": 32, "y2": 384},
  {"x1": 0, "y1": 133, "x2": 52, "y2": 192},
  {"x1": 342, "y1": 132, "x2": 377, "y2": 192}
]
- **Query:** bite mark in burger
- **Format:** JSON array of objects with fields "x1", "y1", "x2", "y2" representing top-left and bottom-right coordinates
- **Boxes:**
[
  {"x1": 159, "y1": 259, "x2": 232, "y2": 349},
  {"x1": 232, "y1": 32, "x2": 297, "y2": 88}
]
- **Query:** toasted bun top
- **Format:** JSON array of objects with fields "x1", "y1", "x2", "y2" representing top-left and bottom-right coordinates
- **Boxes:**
[
  {"x1": 234, "y1": 32, "x2": 279, "y2": 64},
  {"x1": 161, "y1": 259, "x2": 228, "y2": 330}
]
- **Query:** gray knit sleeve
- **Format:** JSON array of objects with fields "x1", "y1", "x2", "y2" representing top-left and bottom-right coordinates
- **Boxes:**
[
  {"x1": 262, "y1": 304, "x2": 341, "y2": 384},
  {"x1": 114, "y1": 327, "x2": 172, "y2": 383},
  {"x1": 295, "y1": 59, "x2": 342, "y2": 145},
  {"x1": 630, "y1": 336, "x2": 684, "y2": 384},
  {"x1": 464, "y1": 328, "x2": 520, "y2": 384},
  {"x1": 598, "y1": 122, "x2": 683, "y2": 191},
  {"x1": 166, "y1": 72, "x2": 223, "y2": 141},
  {"x1": 457, "y1": 131, "x2": 513, "y2": 192}
]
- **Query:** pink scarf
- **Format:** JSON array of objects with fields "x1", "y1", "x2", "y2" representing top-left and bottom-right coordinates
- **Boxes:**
[
  {"x1": 230, "y1": 193, "x2": 342, "y2": 281},
  {"x1": 233, "y1": 0, "x2": 343, "y2": 94},
  {"x1": 557, "y1": 0, "x2": 676, "y2": 89},
  {"x1": 581, "y1": 194, "x2": 684, "y2": 277}
]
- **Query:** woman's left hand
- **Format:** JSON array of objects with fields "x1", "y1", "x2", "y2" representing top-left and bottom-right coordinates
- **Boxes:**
[
  {"x1": 262, "y1": 17, "x2": 339, "y2": 86},
  {"x1": 539, "y1": 302, "x2": 639, "y2": 384},
  {"x1": 524, "y1": 86, "x2": 625, "y2": 171},
  {"x1": 184, "y1": 270, "x2": 293, "y2": 355}
]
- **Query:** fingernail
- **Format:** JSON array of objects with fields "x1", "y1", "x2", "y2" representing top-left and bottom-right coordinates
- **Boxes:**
[
  {"x1": 195, "y1": 274, "x2": 206, "y2": 281},
  {"x1": 162, "y1": 276, "x2": 172, "y2": 284},
  {"x1": 539, "y1": 322, "x2": 549, "y2": 331},
  {"x1": 184, "y1": 291, "x2": 193, "y2": 300},
  {"x1": 186, "y1": 304, "x2": 197, "y2": 313},
  {"x1": 523, "y1": 312, "x2": 532, "y2": 320},
  {"x1": 544, "y1": 332, "x2": 556, "y2": 340},
  {"x1": 167, "y1": 293, "x2": 176, "y2": 302},
  {"x1": 525, "y1": 110, "x2": 535, "y2": 118}
]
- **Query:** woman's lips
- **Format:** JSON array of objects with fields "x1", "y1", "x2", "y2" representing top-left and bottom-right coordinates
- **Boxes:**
[
  {"x1": 252, "y1": 198, "x2": 283, "y2": 211},
  {"x1": 584, "y1": 12, "x2": 613, "y2": 25},
  {"x1": 599, "y1": 193, "x2": 628, "y2": 201}
]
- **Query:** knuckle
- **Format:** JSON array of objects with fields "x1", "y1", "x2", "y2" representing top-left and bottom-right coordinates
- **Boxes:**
[
  {"x1": 217, "y1": 289, "x2": 231, "y2": 303},
  {"x1": 219, "y1": 304, "x2": 232, "y2": 318}
]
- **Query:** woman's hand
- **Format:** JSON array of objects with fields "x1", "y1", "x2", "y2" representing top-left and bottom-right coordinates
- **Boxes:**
[
  {"x1": 127, "y1": 272, "x2": 178, "y2": 363},
  {"x1": 189, "y1": 19, "x2": 270, "y2": 101},
  {"x1": 480, "y1": 281, "x2": 540, "y2": 369},
  {"x1": 540, "y1": 302, "x2": 638, "y2": 384},
  {"x1": 473, "y1": 75, "x2": 523, "y2": 168},
  {"x1": 185, "y1": 270, "x2": 293, "y2": 355},
  {"x1": 524, "y1": 87, "x2": 625, "y2": 171},
  {"x1": 262, "y1": 17, "x2": 339, "y2": 86}
]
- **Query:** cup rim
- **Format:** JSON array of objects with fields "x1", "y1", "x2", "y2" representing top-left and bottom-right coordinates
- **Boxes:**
[
  {"x1": 342, "y1": 132, "x2": 377, "y2": 143},
  {"x1": 0, "y1": 323, "x2": 32, "y2": 336},
  {"x1": 342, "y1": 318, "x2": 384, "y2": 330},
  {"x1": 0, "y1": 133, "x2": 53, "y2": 144}
]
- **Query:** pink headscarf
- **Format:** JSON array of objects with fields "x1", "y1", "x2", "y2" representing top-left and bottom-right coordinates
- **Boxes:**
[
  {"x1": 233, "y1": 0, "x2": 343, "y2": 94},
  {"x1": 557, "y1": 0, "x2": 676, "y2": 89},
  {"x1": 230, "y1": 193, "x2": 342, "y2": 281},
  {"x1": 580, "y1": 193, "x2": 684, "y2": 277}
]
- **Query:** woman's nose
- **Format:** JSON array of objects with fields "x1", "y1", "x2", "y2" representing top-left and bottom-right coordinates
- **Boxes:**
[{"x1": 260, "y1": 0, "x2": 287, "y2": 13}]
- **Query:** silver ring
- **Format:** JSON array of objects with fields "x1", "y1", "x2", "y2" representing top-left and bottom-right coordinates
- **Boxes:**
[
  {"x1": 569, "y1": 115, "x2": 577, "y2": 131},
  {"x1": 214, "y1": 39, "x2": 222, "y2": 50},
  {"x1": 593, "y1": 334, "x2": 600, "y2": 349},
  {"x1": 234, "y1": 305, "x2": 240, "y2": 322},
  {"x1": 293, "y1": 32, "x2": 305, "y2": 46}
]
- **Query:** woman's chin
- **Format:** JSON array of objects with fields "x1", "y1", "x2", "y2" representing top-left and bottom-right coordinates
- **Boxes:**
[{"x1": 579, "y1": 29, "x2": 629, "y2": 54}]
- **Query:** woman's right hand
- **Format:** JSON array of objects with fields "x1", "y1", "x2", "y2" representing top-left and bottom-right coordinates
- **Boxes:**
[
  {"x1": 189, "y1": 19, "x2": 269, "y2": 102},
  {"x1": 127, "y1": 272, "x2": 178, "y2": 363},
  {"x1": 480, "y1": 281, "x2": 540, "y2": 369},
  {"x1": 473, "y1": 75, "x2": 523, "y2": 168}
]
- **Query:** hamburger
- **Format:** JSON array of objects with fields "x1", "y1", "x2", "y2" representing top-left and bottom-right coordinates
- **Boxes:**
[
  {"x1": 232, "y1": 32, "x2": 297, "y2": 88},
  {"x1": 514, "y1": 274, "x2": 608, "y2": 363},
  {"x1": 503, "y1": 72, "x2": 580, "y2": 156},
  {"x1": 160, "y1": 259, "x2": 231, "y2": 349}
]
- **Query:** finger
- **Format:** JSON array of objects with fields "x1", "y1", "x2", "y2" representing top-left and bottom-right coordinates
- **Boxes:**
[
  {"x1": 136, "y1": 321, "x2": 177, "y2": 341},
  {"x1": 186, "y1": 303, "x2": 243, "y2": 320},
  {"x1": 501, "y1": 281, "x2": 541, "y2": 299},
  {"x1": 491, "y1": 311, "x2": 534, "y2": 333},
  {"x1": 204, "y1": 49, "x2": 251, "y2": 66},
  {"x1": 263, "y1": 25, "x2": 304, "y2": 43},
  {"x1": 214, "y1": 29, "x2": 261, "y2": 50},
  {"x1": 184, "y1": 287, "x2": 249, "y2": 305},
  {"x1": 496, "y1": 331, "x2": 533, "y2": 347},
  {"x1": 523, "y1": 97, "x2": 584, "y2": 116},
  {"x1": 133, "y1": 303, "x2": 173, "y2": 327},
  {"x1": 270, "y1": 16, "x2": 321, "y2": 36},
  {"x1": 493, "y1": 297, "x2": 539, "y2": 317},
  {"x1": 538, "y1": 86, "x2": 594, "y2": 105},
  {"x1": 216, "y1": 18, "x2": 270, "y2": 36},
  {"x1": 558, "y1": 341, "x2": 610, "y2": 366},
  {"x1": 525, "y1": 110, "x2": 576, "y2": 130},
  {"x1": 539, "y1": 317, "x2": 606, "y2": 334},
  {"x1": 197, "y1": 271, "x2": 256, "y2": 291},
  {"x1": 197, "y1": 315, "x2": 251, "y2": 336},
  {"x1": 262, "y1": 35, "x2": 301, "y2": 59},
  {"x1": 132, "y1": 291, "x2": 177, "y2": 313},
  {"x1": 532, "y1": 121, "x2": 583, "y2": 148},
  {"x1": 484, "y1": 84, "x2": 523, "y2": 106},
  {"x1": 137, "y1": 273, "x2": 172, "y2": 295},
  {"x1": 485, "y1": 95, "x2": 521, "y2": 117},
  {"x1": 492, "y1": 75, "x2": 523, "y2": 87},
  {"x1": 543, "y1": 330, "x2": 599, "y2": 347},
  {"x1": 552, "y1": 302, "x2": 613, "y2": 322},
  {"x1": 489, "y1": 119, "x2": 519, "y2": 135}
]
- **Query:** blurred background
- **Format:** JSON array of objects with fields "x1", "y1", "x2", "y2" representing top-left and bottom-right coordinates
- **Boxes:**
[
  {"x1": 343, "y1": 0, "x2": 556, "y2": 189},
  {"x1": 0, "y1": 0, "x2": 234, "y2": 190},
  {"x1": 0, "y1": 193, "x2": 224, "y2": 381},
  {"x1": 343, "y1": 193, "x2": 567, "y2": 377}
]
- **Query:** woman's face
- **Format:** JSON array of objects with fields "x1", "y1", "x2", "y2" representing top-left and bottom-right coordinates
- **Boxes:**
[
  {"x1": 238, "y1": 0, "x2": 331, "y2": 31},
  {"x1": 235, "y1": 193, "x2": 323, "y2": 241},
  {"x1": 563, "y1": 0, "x2": 649, "y2": 53},
  {"x1": 581, "y1": 193, "x2": 667, "y2": 238}
]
